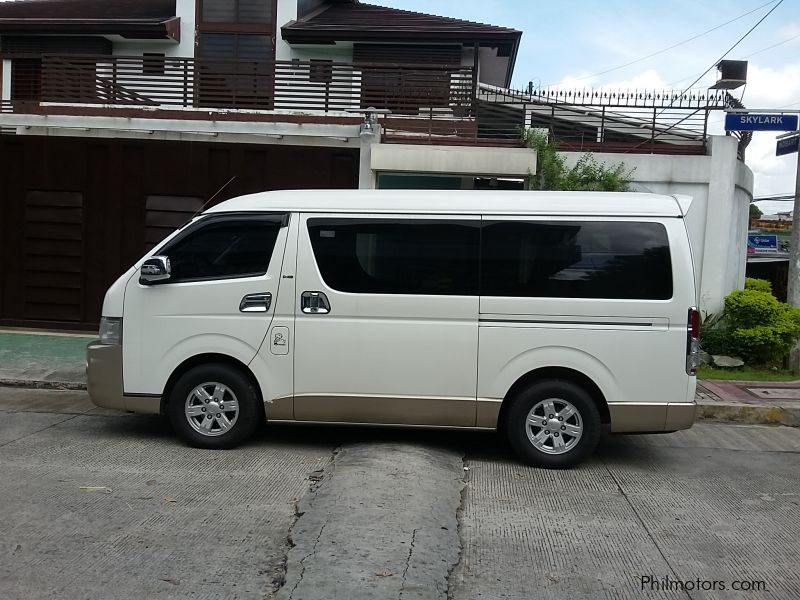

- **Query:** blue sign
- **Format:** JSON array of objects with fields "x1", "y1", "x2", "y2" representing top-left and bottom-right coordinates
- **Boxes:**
[
  {"x1": 748, "y1": 234, "x2": 778, "y2": 253},
  {"x1": 725, "y1": 113, "x2": 798, "y2": 132},
  {"x1": 777, "y1": 134, "x2": 799, "y2": 156}
]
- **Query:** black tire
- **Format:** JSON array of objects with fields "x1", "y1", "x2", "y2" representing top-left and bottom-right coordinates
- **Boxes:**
[
  {"x1": 167, "y1": 363, "x2": 260, "y2": 449},
  {"x1": 505, "y1": 379, "x2": 601, "y2": 469}
]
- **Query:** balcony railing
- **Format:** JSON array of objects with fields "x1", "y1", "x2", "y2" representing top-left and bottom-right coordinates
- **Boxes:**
[
  {"x1": 30, "y1": 54, "x2": 475, "y2": 115},
  {"x1": 3, "y1": 54, "x2": 733, "y2": 153}
]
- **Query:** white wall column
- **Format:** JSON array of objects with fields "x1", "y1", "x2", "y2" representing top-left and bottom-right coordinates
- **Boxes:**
[
  {"x1": 2, "y1": 60, "x2": 11, "y2": 101},
  {"x1": 699, "y1": 135, "x2": 747, "y2": 313},
  {"x1": 275, "y1": 0, "x2": 297, "y2": 61},
  {"x1": 174, "y1": 0, "x2": 197, "y2": 57},
  {"x1": 358, "y1": 127, "x2": 380, "y2": 189}
]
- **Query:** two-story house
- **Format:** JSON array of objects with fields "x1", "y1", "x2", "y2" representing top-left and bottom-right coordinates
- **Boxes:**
[{"x1": 0, "y1": 0, "x2": 753, "y2": 331}]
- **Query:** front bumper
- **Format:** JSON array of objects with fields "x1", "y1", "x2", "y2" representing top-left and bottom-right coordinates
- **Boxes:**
[
  {"x1": 86, "y1": 341, "x2": 159, "y2": 414},
  {"x1": 87, "y1": 341, "x2": 125, "y2": 411}
]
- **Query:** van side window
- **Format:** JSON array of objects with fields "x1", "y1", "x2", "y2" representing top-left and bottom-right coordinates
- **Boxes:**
[
  {"x1": 161, "y1": 218, "x2": 281, "y2": 282},
  {"x1": 308, "y1": 219, "x2": 480, "y2": 295},
  {"x1": 481, "y1": 221, "x2": 672, "y2": 299}
]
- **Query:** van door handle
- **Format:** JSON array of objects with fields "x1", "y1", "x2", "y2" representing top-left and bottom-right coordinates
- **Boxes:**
[
  {"x1": 239, "y1": 292, "x2": 272, "y2": 312},
  {"x1": 301, "y1": 291, "x2": 330, "y2": 314}
]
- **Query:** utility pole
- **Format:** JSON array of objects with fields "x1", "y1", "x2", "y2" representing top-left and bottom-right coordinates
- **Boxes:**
[
  {"x1": 788, "y1": 137, "x2": 800, "y2": 371},
  {"x1": 789, "y1": 146, "x2": 800, "y2": 306}
]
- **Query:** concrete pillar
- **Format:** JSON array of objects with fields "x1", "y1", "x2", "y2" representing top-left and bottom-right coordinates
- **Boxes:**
[
  {"x1": 358, "y1": 126, "x2": 380, "y2": 189},
  {"x1": 275, "y1": 0, "x2": 297, "y2": 62},
  {"x1": 2, "y1": 60, "x2": 11, "y2": 101},
  {"x1": 173, "y1": 0, "x2": 197, "y2": 57},
  {"x1": 698, "y1": 135, "x2": 746, "y2": 314}
]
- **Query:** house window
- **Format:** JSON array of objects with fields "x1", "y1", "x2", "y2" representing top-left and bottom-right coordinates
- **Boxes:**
[
  {"x1": 201, "y1": 0, "x2": 273, "y2": 24},
  {"x1": 198, "y1": 33, "x2": 271, "y2": 61}
]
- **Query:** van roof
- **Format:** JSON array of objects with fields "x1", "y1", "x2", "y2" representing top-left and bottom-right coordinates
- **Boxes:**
[{"x1": 204, "y1": 190, "x2": 688, "y2": 217}]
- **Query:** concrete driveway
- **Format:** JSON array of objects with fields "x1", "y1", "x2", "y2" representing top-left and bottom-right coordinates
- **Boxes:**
[{"x1": 1, "y1": 388, "x2": 798, "y2": 600}]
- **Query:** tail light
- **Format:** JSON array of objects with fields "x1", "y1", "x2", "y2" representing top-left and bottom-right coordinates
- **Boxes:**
[{"x1": 686, "y1": 307, "x2": 700, "y2": 375}]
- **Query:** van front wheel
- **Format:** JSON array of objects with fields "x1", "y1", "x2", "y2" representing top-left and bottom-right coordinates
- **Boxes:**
[
  {"x1": 505, "y1": 380, "x2": 601, "y2": 468},
  {"x1": 167, "y1": 364, "x2": 260, "y2": 449}
]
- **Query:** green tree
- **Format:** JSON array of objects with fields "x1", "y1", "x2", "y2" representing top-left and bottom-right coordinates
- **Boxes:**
[
  {"x1": 749, "y1": 203, "x2": 762, "y2": 221},
  {"x1": 520, "y1": 128, "x2": 634, "y2": 192}
]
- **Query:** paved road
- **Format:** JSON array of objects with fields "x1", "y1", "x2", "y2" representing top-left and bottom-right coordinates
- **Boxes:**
[{"x1": 1, "y1": 388, "x2": 798, "y2": 600}]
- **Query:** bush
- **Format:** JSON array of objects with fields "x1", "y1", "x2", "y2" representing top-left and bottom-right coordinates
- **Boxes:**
[
  {"x1": 724, "y1": 289, "x2": 784, "y2": 328},
  {"x1": 744, "y1": 277, "x2": 772, "y2": 294},
  {"x1": 520, "y1": 128, "x2": 634, "y2": 191},
  {"x1": 701, "y1": 287, "x2": 800, "y2": 366}
]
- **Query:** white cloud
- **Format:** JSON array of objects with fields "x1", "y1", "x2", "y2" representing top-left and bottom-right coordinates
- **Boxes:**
[
  {"x1": 777, "y1": 22, "x2": 800, "y2": 40},
  {"x1": 548, "y1": 69, "x2": 669, "y2": 92}
]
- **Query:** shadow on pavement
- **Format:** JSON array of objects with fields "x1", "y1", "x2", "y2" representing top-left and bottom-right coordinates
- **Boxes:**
[{"x1": 93, "y1": 412, "x2": 671, "y2": 468}]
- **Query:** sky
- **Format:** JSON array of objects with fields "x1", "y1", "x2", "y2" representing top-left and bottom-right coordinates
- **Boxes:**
[{"x1": 380, "y1": 0, "x2": 799, "y2": 214}]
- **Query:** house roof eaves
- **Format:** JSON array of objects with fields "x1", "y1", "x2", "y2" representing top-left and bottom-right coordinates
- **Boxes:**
[{"x1": 0, "y1": 16, "x2": 181, "y2": 41}]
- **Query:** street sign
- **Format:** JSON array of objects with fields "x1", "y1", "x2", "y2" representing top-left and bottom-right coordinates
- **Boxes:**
[
  {"x1": 777, "y1": 133, "x2": 800, "y2": 156},
  {"x1": 725, "y1": 113, "x2": 799, "y2": 132},
  {"x1": 748, "y1": 234, "x2": 779, "y2": 254}
]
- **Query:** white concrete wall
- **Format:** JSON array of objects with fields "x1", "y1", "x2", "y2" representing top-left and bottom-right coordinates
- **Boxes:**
[
  {"x1": 562, "y1": 135, "x2": 753, "y2": 314},
  {"x1": 175, "y1": 0, "x2": 197, "y2": 57},
  {"x1": 1, "y1": 59, "x2": 11, "y2": 101},
  {"x1": 371, "y1": 144, "x2": 537, "y2": 179},
  {"x1": 276, "y1": 0, "x2": 298, "y2": 61}
]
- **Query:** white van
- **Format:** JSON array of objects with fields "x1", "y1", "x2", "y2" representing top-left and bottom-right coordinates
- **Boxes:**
[{"x1": 87, "y1": 190, "x2": 699, "y2": 468}]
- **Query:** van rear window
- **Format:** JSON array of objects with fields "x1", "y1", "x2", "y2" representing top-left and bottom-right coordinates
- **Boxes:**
[{"x1": 481, "y1": 221, "x2": 673, "y2": 300}]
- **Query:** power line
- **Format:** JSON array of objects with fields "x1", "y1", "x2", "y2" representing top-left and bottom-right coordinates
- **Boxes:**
[
  {"x1": 668, "y1": 31, "x2": 800, "y2": 87},
  {"x1": 674, "y1": 0, "x2": 785, "y2": 95},
  {"x1": 743, "y1": 30, "x2": 800, "y2": 57},
  {"x1": 541, "y1": 0, "x2": 779, "y2": 87},
  {"x1": 635, "y1": 0, "x2": 785, "y2": 150}
]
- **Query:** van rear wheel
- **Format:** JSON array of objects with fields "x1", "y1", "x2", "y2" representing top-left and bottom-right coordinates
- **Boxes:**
[
  {"x1": 505, "y1": 380, "x2": 601, "y2": 469},
  {"x1": 167, "y1": 364, "x2": 260, "y2": 449}
]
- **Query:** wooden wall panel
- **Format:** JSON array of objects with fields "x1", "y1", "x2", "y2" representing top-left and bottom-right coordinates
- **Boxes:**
[
  {"x1": 23, "y1": 190, "x2": 83, "y2": 322},
  {"x1": 0, "y1": 134, "x2": 358, "y2": 329}
]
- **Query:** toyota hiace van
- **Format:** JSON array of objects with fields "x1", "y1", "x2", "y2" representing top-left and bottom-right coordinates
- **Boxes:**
[{"x1": 87, "y1": 190, "x2": 699, "y2": 468}]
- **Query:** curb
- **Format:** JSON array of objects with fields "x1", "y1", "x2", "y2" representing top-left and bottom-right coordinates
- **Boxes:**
[
  {"x1": 0, "y1": 379, "x2": 87, "y2": 391},
  {"x1": 0, "y1": 381, "x2": 797, "y2": 428},
  {"x1": 697, "y1": 403, "x2": 800, "y2": 428}
]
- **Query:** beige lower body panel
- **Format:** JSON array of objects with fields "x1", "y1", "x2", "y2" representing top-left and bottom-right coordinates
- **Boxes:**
[
  {"x1": 477, "y1": 399, "x2": 502, "y2": 428},
  {"x1": 264, "y1": 396, "x2": 294, "y2": 421},
  {"x1": 609, "y1": 402, "x2": 697, "y2": 433},
  {"x1": 269, "y1": 395, "x2": 695, "y2": 433},
  {"x1": 293, "y1": 394, "x2": 475, "y2": 427},
  {"x1": 86, "y1": 341, "x2": 160, "y2": 414}
]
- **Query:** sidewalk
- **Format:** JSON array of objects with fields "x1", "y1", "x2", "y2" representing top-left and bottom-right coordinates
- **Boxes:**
[
  {"x1": 0, "y1": 329, "x2": 92, "y2": 389},
  {"x1": 697, "y1": 379, "x2": 800, "y2": 427},
  {"x1": 1, "y1": 329, "x2": 799, "y2": 426}
]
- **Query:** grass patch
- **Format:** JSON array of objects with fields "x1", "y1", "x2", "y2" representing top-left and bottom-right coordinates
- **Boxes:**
[{"x1": 697, "y1": 364, "x2": 799, "y2": 381}]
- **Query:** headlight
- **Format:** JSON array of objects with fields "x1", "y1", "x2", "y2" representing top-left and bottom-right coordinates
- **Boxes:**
[{"x1": 99, "y1": 317, "x2": 122, "y2": 345}]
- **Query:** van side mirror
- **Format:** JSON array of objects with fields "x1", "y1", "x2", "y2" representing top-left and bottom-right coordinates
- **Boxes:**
[{"x1": 140, "y1": 256, "x2": 171, "y2": 284}]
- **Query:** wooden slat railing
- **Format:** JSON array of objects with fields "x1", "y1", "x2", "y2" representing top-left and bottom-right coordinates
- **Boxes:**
[{"x1": 37, "y1": 54, "x2": 475, "y2": 116}]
